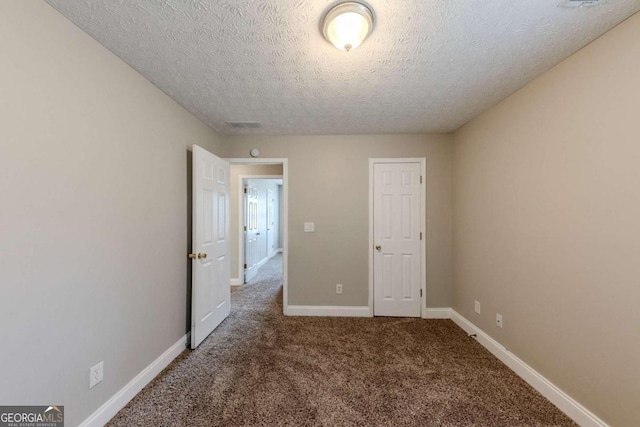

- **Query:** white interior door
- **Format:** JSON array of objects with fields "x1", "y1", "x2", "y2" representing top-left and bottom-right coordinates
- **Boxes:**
[
  {"x1": 191, "y1": 145, "x2": 230, "y2": 349},
  {"x1": 373, "y1": 162, "x2": 422, "y2": 317},
  {"x1": 244, "y1": 183, "x2": 259, "y2": 283},
  {"x1": 267, "y1": 189, "x2": 275, "y2": 256}
]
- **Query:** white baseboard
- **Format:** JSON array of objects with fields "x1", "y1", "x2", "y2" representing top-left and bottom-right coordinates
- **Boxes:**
[
  {"x1": 268, "y1": 249, "x2": 282, "y2": 258},
  {"x1": 238, "y1": 251, "x2": 281, "y2": 286},
  {"x1": 79, "y1": 333, "x2": 189, "y2": 427},
  {"x1": 449, "y1": 310, "x2": 607, "y2": 427},
  {"x1": 423, "y1": 307, "x2": 452, "y2": 319},
  {"x1": 285, "y1": 305, "x2": 371, "y2": 317},
  {"x1": 256, "y1": 256, "x2": 269, "y2": 269},
  {"x1": 78, "y1": 309, "x2": 605, "y2": 427}
]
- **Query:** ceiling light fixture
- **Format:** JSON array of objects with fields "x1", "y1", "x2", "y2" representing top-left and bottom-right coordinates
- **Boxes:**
[{"x1": 322, "y1": 2, "x2": 375, "y2": 52}]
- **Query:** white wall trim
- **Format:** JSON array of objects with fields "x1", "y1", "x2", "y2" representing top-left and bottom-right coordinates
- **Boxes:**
[
  {"x1": 368, "y1": 158, "x2": 427, "y2": 317},
  {"x1": 256, "y1": 255, "x2": 270, "y2": 270},
  {"x1": 226, "y1": 158, "x2": 288, "y2": 314},
  {"x1": 407, "y1": 307, "x2": 607, "y2": 426},
  {"x1": 423, "y1": 307, "x2": 452, "y2": 319},
  {"x1": 449, "y1": 310, "x2": 608, "y2": 427},
  {"x1": 230, "y1": 278, "x2": 241, "y2": 287},
  {"x1": 79, "y1": 333, "x2": 188, "y2": 427},
  {"x1": 78, "y1": 310, "x2": 605, "y2": 427},
  {"x1": 267, "y1": 248, "x2": 282, "y2": 259},
  {"x1": 285, "y1": 305, "x2": 371, "y2": 317}
]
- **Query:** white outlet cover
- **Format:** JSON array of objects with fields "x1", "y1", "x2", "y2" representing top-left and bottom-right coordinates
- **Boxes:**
[
  {"x1": 304, "y1": 222, "x2": 315, "y2": 232},
  {"x1": 496, "y1": 313, "x2": 503, "y2": 329},
  {"x1": 474, "y1": 300, "x2": 481, "y2": 315},
  {"x1": 336, "y1": 284, "x2": 343, "y2": 294},
  {"x1": 90, "y1": 361, "x2": 104, "y2": 389}
]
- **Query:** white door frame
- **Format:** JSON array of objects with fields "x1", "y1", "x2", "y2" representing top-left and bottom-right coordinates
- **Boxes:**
[
  {"x1": 237, "y1": 174, "x2": 283, "y2": 284},
  {"x1": 368, "y1": 158, "x2": 426, "y2": 317},
  {"x1": 227, "y1": 158, "x2": 289, "y2": 314}
]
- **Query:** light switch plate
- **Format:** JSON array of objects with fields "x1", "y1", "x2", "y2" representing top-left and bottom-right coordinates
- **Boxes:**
[{"x1": 304, "y1": 222, "x2": 315, "y2": 232}]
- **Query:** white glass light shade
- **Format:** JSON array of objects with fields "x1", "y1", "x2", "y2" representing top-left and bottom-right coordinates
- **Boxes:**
[{"x1": 322, "y1": 2, "x2": 374, "y2": 52}]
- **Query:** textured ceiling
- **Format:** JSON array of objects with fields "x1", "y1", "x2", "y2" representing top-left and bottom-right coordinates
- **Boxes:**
[{"x1": 45, "y1": 0, "x2": 640, "y2": 135}]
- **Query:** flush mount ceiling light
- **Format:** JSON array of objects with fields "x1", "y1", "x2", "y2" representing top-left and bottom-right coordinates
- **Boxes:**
[{"x1": 322, "y1": 2, "x2": 375, "y2": 52}]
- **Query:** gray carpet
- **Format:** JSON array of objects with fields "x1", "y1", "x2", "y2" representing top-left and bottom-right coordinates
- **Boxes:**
[{"x1": 108, "y1": 254, "x2": 576, "y2": 426}]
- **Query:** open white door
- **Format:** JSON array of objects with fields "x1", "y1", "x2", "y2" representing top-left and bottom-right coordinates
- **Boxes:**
[
  {"x1": 243, "y1": 182, "x2": 259, "y2": 283},
  {"x1": 191, "y1": 145, "x2": 230, "y2": 349},
  {"x1": 267, "y1": 189, "x2": 275, "y2": 257}
]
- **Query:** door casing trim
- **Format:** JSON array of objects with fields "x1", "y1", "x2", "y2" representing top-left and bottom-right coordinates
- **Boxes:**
[{"x1": 368, "y1": 158, "x2": 427, "y2": 317}]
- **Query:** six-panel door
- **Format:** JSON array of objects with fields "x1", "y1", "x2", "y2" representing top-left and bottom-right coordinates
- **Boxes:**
[
  {"x1": 244, "y1": 184, "x2": 259, "y2": 283},
  {"x1": 373, "y1": 162, "x2": 422, "y2": 317},
  {"x1": 191, "y1": 145, "x2": 230, "y2": 349}
]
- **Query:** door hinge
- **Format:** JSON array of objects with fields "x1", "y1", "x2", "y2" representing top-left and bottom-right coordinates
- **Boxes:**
[
  {"x1": 244, "y1": 187, "x2": 248, "y2": 194},
  {"x1": 420, "y1": 175, "x2": 423, "y2": 184},
  {"x1": 420, "y1": 232, "x2": 423, "y2": 240},
  {"x1": 244, "y1": 225, "x2": 247, "y2": 231},
  {"x1": 244, "y1": 263, "x2": 247, "y2": 269},
  {"x1": 420, "y1": 289, "x2": 423, "y2": 297}
]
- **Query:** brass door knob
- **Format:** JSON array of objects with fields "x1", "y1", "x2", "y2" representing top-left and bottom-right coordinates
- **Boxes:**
[
  {"x1": 197, "y1": 253, "x2": 208, "y2": 259},
  {"x1": 188, "y1": 253, "x2": 197, "y2": 259},
  {"x1": 375, "y1": 245, "x2": 382, "y2": 251}
]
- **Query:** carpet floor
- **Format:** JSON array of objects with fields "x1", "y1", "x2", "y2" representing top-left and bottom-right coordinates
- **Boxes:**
[{"x1": 108, "y1": 254, "x2": 576, "y2": 426}]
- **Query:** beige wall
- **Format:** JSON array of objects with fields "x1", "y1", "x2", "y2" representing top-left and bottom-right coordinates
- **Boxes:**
[
  {"x1": 222, "y1": 134, "x2": 453, "y2": 308},
  {"x1": 229, "y1": 165, "x2": 283, "y2": 281},
  {"x1": 11, "y1": 0, "x2": 635, "y2": 424},
  {"x1": 0, "y1": 2, "x2": 223, "y2": 426},
  {"x1": 452, "y1": 12, "x2": 640, "y2": 427}
]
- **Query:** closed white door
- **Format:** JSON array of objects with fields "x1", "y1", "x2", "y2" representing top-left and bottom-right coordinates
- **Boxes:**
[
  {"x1": 191, "y1": 145, "x2": 230, "y2": 349},
  {"x1": 244, "y1": 184, "x2": 259, "y2": 283},
  {"x1": 373, "y1": 162, "x2": 422, "y2": 317}
]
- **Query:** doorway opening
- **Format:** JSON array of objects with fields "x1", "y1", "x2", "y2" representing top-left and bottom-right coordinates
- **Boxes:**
[
  {"x1": 241, "y1": 176, "x2": 282, "y2": 283},
  {"x1": 228, "y1": 158, "x2": 288, "y2": 312}
]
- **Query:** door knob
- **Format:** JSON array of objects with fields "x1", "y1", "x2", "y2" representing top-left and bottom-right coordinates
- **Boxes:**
[
  {"x1": 197, "y1": 253, "x2": 208, "y2": 259},
  {"x1": 188, "y1": 253, "x2": 197, "y2": 259},
  {"x1": 375, "y1": 245, "x2": 382, "y2": 251}
]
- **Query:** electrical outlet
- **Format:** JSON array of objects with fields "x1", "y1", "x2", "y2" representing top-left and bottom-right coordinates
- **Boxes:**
[
  {"x1": 496, "y1": 313, "x2": 503, "y2": 329},
  {"x1": 474, "y1": 300, "x2": 481, "y2": 315},
  {"x1": 90, "y1": 361, "x2": 104, "y2": 389},
  {"x1": 304, "y1": 222, "x2": 315, "y2": 232},
  {"x1": 336, "y1": 284, "x2": 343, "y2": 294}
]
